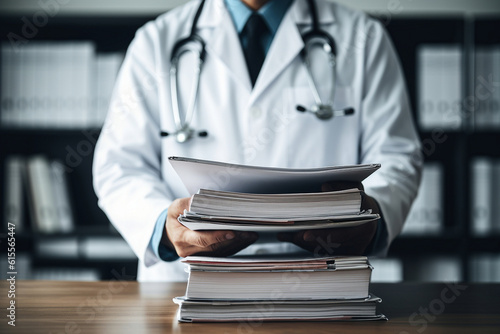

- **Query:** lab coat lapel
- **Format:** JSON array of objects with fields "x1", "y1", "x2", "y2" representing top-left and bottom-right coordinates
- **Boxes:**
[
  {"x1": 249, "y1": 7, "x2": 304, "y2": 103},
  {"x1": 197, "y1": 0, "x2": 252, "y2": 92}
]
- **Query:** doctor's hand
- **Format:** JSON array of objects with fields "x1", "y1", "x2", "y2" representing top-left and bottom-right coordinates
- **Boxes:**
[
  {"x1": 162, "y1": 197, "x2": 259, "y2": 258},
  {"x1": 277, "y1": 182, "x2": 379, "y2": 256}
]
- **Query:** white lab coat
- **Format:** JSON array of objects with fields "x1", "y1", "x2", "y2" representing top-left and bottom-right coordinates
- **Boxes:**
[{"x1": 93, "y1": 0, "x2": 422, "y2": 282}]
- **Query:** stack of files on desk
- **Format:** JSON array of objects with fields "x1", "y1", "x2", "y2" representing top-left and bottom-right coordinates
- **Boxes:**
[
  {"x1": 179, "y1": 188, "x2": 379, "y2": 232},
  {"x1": 173, "y1": 256, "x2": 387, "y2": 322}
]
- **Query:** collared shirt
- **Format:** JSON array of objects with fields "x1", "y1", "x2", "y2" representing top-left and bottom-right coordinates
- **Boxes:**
[{"x1": 224, "y1": 0, "x2": 293, "y2": 53}]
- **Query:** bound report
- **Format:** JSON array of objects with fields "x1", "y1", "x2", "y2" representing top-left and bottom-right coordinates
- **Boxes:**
[
  {"x1": 174, "y1": 255, "x2": 387, "y2": 322},
  {"x1": 179, "y1": 188, "x2": 379, "y2": 232},
  {"x1": 182, "y1": 256, "x2": 372, "y2": 300},
  {"x1": 169, "y1": 157, "x2": 381, "y2": 232},
  {"x1": 173, "y1": 296, "x2": 386, "y2": 322}
]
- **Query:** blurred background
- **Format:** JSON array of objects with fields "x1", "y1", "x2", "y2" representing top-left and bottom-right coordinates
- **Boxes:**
[{"x1": 0, "y1": 0, "x2": 499, "y2": 282}]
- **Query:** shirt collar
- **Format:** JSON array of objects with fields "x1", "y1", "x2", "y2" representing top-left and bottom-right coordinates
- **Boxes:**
[{"x1": 224, "y1": 0, "x2": 293, "y2": 34}]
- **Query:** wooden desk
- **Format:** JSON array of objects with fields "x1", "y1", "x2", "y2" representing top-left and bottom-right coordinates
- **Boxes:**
[{"x1": 1, "y1": 281, "x2": 499, "y2": 334}]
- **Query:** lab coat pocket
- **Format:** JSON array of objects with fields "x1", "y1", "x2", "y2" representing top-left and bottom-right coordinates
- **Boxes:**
[{"x1": 282, "y1": 85, "x2": 359, "y2": 168}]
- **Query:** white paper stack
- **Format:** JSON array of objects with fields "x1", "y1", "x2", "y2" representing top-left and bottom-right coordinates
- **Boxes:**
[
  {"x1": 169, "y1": 157, "x2": 381, "y2": 232},
  {"x1": 417, "y1": 45, "x2": 463, "y2": 130},
  {"x1": 174, "y1": 256, "x2": 386, "y2": 322},
  {"x1": 180, "y1": 188, "x2": 378, "y2": 232}
]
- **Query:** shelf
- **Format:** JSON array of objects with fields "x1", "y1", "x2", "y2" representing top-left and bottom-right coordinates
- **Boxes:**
[
  {"x1": 0, "y1": 128, "x2": 102, "y2": 136},
  {"x1": 469, "y1": 237, "x2": 500, "y2": 253},
  {"x1": 1, "y1": 0, "x2": 500, "y2": 17},
  {"x1": 388, "y1": 235, "x2": 466, "y2": 255},
  {"x1": 11, "y1": 227, "x2": 120, "y2": 240}
]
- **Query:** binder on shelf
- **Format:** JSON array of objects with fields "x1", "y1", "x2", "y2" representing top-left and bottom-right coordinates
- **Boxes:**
[
  {"x1": 36, "y1": 238, "x2": 79, "y2": 259},
  {"x1": 475, "y1": 46, "x2": 500, "y2": 130},
  {"x1": 471, "y1": 157, "x2": 494, "y2": 236},
  {"x1": 402, "y1": 163, "x2": 443, "y2": 236},
  {"x1": 50, "y1": 160, "x2": 75, "y2": 233},
  {"x1": 493, "y1": 162, "x2": 500, "y2": 234},
  {"x1": 3, "y1": 156, "x2": 26, "y2": 233},
  {"x1": 417, "y1": 45, "x2": 463, "y2": 131},
  {"x1": 470, "y1": 254, "x2": 500, "y2": 283},
  {"x1": 369, "y1": 258, "x2": 403, "y2": 283},
  {"x1": 406, "y1": 256, "x2": 462, "y2": 282},
  {"x1": 33, "y1": 268, "x2": 100, "y2": 281},
  {"x1": 81, "y1": 237, "x2": 136, "y2": 260},
  {"x1": 26, "y1": 155, "x2": 60, "y2": 233}
]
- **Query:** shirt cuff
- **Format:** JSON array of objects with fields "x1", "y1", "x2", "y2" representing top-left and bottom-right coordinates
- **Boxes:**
[{"x1": 151, "y1": 207, "x2": 179, "y2": 262}]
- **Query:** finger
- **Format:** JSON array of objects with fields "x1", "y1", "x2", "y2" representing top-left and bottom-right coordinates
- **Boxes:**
[
  {"x1": 321, "y1": 181, "x2": 363, "y2": 192},
  {"x1": 361, "y1": 192, "x2": 381, "y2": 214},
  {"x1": 183, "y1": 229, "x2": 236, "y2": 249},
  {"x1": 169, "y1": 197, "x2": 191, "y2": 214},
  {"x1": 197, "y1": 236, "x2": 257, "y2": 256},
  {"x1": 194, "y1": 232, "x2": 259, "y2": 256}
]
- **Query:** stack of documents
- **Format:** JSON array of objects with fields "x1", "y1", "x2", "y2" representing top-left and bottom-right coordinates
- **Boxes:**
[
  {"x1": 170, "y1": 157, "x2": 386, "y2": 322},
  {"x1": 169, "y1": 156, "x2": 381, "y2": 232},
  {"x1": 174, "y1": 256, "x2": 387, "y2": 322},
  {"x1": 179, "y1": 188, "x2": 379, "y2": 232}
]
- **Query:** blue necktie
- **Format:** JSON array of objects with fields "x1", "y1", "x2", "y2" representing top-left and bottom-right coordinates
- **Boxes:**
[{"x1": 242, "y1": 13, "x2": 268, "y2": 87}]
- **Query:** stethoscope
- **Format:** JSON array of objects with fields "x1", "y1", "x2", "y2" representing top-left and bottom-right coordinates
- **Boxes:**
[{"x1": 160, "y1": 0, "x2": 355, "y2": 143}]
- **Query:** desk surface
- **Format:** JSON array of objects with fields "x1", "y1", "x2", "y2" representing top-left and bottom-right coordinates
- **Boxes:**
[{"x1": 1, "y1": 281, "x2": 499, "y2": 334}]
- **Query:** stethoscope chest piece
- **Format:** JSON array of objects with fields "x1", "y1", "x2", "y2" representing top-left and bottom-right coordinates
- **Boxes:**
[
  {"x1": 175, "y1": 127, "x2": 194, "y2": 143},
  {"x1": 312, "y1": 105, "x2": 334, "y2": 120}
]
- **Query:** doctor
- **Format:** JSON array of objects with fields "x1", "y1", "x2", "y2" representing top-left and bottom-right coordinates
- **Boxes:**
[{"x1": 93, "y1": 0, "x2": 422, "y2": 282}]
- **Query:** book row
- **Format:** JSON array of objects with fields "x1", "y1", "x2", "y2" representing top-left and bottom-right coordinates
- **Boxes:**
[
  {"x1": 418, "y1": 44, "x2": 500, "y2": 130},
  {"x1": 1, "y1": 41, "x2": 123, "y2": 128},
  {"x1": 3, "y1": 155, "x2": 74, "y2": 233},
  {"x1": 1, "y1": 43, "x2": 499, "y2": 130},
  {"x1": 402, "y1": 159, "x2": 500, "y2": 237}
]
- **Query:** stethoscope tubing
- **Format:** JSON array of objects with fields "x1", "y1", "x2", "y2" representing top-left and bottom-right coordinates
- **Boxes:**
[{"x1": 162, "y1": 0, "x2": 353, "y2": 142}]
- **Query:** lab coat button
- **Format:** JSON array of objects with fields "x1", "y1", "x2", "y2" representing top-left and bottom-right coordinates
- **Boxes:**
[{"x1": 250, "y1": 107, "x2": 262, "y2": 119}]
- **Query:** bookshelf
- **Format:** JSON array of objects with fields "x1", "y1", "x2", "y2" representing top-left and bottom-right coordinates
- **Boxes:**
[{"x1": 1, "y1": 2, "x2": 499, "y2": 282}]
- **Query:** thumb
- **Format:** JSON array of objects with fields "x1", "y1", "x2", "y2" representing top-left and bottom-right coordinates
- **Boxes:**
[{"x1": 277, "y1": 232, "x2": 294, "y2": 242}]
